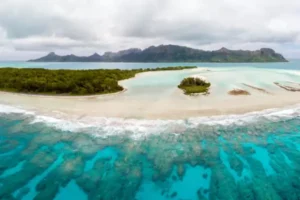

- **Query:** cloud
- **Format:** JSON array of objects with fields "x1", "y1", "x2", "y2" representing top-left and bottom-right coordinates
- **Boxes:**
[
  {"x1": 12, "y1": 36, "x2": 86, "y2": 51},
  {"x1": 114, "y1": 0, "x2": 300, "y2": 44},
  {"x1": 0, "y1": 1, "x2": 98, "y2": 40},
  {"x1": 0, "y1": 0, "x2": 300, "y2": 60}
]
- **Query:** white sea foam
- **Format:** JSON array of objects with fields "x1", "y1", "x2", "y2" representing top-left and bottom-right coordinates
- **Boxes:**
[
  {"x1": 1, "y1": 103, "x2": 300, "y2": 139},
  {"x1": 189, "y1": 105, "x2": 300, "y2": 127},
  {"x1": 0, "y1": 104, "x2": 34, "y2": 115},
  {"x1": 30, "y1": 115, "x2": 186, "y2": 139}
]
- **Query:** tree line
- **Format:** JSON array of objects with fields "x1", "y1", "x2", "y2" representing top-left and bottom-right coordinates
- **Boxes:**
[{"x1": 0, "y1": 66, "x2": 196, "y2": 95}]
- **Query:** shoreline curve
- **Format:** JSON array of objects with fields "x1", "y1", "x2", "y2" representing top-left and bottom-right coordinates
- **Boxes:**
[{"x1": 1, "y1": 68, "x2": 300, "y2": 120}]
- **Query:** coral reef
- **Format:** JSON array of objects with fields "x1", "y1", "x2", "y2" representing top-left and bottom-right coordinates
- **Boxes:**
[
  {"x1": 274, "y1": 82, "x2": 300, "y2": 92},
  {"x1": 242, "y1": 83, "x2": 271, "y2": 94},
  {"x1": 0, "y1": 114, "x2": 300, "y2": 199},
  {"x1": 228, "y1": 89, "x2": 250, "y2": 95}
]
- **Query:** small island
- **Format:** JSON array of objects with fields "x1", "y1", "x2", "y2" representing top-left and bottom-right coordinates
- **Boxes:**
[
  {"x1": 0, "y1": 66, "x2": 196, "y2": 95},
  {"x1": 178, "y1": 76, "x2": 211, "y2": 95}
]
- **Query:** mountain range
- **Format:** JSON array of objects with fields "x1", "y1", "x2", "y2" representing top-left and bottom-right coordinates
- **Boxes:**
[{"x1": 28, "y1": 44, "x2": 287, "y2": 63}]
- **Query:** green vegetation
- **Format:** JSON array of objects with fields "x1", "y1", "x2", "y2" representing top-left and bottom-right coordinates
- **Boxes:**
[
  {"x1": 178, "y1": 77, "x2": 211, "y2": 95},
  {"x1": 0, "y1": 66, "x2": 196, "y2": 95}
]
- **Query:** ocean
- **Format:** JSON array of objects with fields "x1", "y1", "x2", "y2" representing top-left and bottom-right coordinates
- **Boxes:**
[
  {"x1": 0, "y1": 61, "x2": 300, "y2": 200},
  {"x1": 0, "y1": 60, "x2": 300, "y2": 70}
]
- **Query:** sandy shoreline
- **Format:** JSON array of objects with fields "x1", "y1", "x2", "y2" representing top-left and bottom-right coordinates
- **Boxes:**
[
  {"x1": 1, "y1": 68, "x2": 300, "y2": 120},
  {"x1": 1, "y1": 90, "x2": 300, "y2": 120}
]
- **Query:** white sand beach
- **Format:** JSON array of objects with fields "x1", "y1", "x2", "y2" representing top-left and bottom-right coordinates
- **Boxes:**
[{"x1": 1, "y1": 67, "x2": 300, "y2": 119}]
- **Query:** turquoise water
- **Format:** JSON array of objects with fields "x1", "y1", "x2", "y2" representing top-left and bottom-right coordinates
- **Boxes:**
[
  {"x1": 0, "y1": 108, "x2": 300, "y2": 199},
  {"x1": 0, "y1": 62, "x2": 300, "y2": 199},
  {"x1": 0, "y1": 60, "x2": 300, "y2": 70}
]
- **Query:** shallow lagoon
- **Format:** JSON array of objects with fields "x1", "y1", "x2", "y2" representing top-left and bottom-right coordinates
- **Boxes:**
[{"x1": 121, "y1": 67, "x2": 300, "y2": 98}]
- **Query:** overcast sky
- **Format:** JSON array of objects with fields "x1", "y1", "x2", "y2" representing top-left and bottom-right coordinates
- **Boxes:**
[{"x1": 0, "y1": 0, "x2": 300, "y2": 60}]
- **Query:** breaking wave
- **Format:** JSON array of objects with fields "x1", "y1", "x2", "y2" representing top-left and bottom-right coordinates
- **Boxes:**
[{"x1": 1, "y1": 103, "x2": 300, "y2": 139}]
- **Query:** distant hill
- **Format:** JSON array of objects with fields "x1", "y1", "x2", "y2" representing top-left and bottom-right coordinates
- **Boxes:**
[{"x1": 28, "y1": 45, "x2": 288, "y2": 63}]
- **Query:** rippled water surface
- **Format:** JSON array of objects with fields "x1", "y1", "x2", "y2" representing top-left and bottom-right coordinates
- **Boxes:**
[
  {"x1": 0, "y1": 61, "x2": 300, "y2": 199},
  {"x1": 0, "y1": 107, "x2": 300, "y2": 200},
  {"x1": 0, "y1": 60, "x2": 299, "y2": 70}
]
